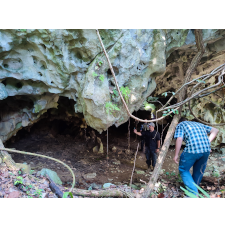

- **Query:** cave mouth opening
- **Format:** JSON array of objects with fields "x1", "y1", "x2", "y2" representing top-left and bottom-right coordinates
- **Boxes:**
[{"x1": 3, "y1": 94, "x2": 178, "y2": 188}]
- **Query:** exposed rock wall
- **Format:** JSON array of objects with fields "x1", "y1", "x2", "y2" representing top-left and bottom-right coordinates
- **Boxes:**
[
  {"x1": 155, "y1": 31, "x2": 225, "y2": 147},
  {"x1": 0, "y1": 29, "x2": 225, "y2": 144}
]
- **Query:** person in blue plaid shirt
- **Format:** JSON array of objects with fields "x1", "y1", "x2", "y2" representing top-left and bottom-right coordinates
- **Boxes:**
[{"x1": 173, "y1": 117, "x2": 219, "y2": 195}]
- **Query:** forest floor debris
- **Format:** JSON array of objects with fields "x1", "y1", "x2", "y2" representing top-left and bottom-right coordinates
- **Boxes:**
[{"x1": 2, "y1": 123, "x2": 225, "y2": 198}]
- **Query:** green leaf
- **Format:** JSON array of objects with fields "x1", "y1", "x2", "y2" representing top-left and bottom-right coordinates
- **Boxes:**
[
  {"x1": 147, "y1": 96, "x2": 159, "y2": 102},
  {"x1": 99, "y1": 74, "x2": 105, "y2": 82},
  {"x1": 180, "y1": 186, "x2": 198, "y2": 198},
  {"x1": 172, "y1": 109, "x2": 175, "y2": 114},
  {"x1": 144, "y1": 103, "x2": 156, "y2": 111},
  {"x1": 193, "y1": 183, "x2": 210, "y2": 198},
  {"x1": 172, "y1": 92, "x2": 175, "y2": 95},
  {"x1": 113, "y1": 90, "x2": 119, "y2": 97},
  {"x1": 184, "y1": 186, "x2": 203, "y2": 198},
  {"x1": 95, "y1": 66, "x2": 98, "y2": 70},
  {"x1": 92, "y1": 72, "x2": 98, "y2": 77}
]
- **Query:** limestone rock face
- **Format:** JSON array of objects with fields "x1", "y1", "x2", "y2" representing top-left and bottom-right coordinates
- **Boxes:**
[
  {"x1": 155, "y1": 30, "x2": 225, "y2": 147},
  {"x1": 0, "y1": 29, "x2": 225, "y2": 144}
]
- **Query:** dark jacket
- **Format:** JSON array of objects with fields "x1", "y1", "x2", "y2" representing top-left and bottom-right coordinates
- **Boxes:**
[{"x1": 141, "y1": 130, "x2": 160, "y2": 150}]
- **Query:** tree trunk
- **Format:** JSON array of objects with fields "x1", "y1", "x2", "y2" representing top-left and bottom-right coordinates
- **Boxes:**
[
  {"x1": 72, "y1": 188, "x2": 126, "y2": 198},
  {"x1": 142, "y1": 29, "x2": 205, "y2": 198},
  {"x1": 0, "y1": 139, "x2": 17, "y2": 170},
  {"x1": 141, "y1": 115, "x2": 180, "y2": 197}
]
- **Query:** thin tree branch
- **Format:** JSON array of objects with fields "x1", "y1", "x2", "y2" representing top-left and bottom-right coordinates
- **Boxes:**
[{"x1": 130, "y1": 143, "x2": 139, "y2": 192}]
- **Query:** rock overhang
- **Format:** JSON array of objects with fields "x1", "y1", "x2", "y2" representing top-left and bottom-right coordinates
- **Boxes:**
[{"x1": 0, "y1": 29, "x2": 225, "y2": 143}]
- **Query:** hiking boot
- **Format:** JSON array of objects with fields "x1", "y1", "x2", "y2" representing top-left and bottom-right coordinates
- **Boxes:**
[{"x1": 151, "y1": 165, "x2": 154, "y2": 171}]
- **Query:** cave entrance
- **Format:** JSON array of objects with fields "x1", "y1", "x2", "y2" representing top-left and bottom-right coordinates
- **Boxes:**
[{"x1": 4, "y1": 95, "x2": 178, "y2": 190}]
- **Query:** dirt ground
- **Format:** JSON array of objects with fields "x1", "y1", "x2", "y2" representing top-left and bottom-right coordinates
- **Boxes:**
[
  {"x1": 3, "y1": 120, "x2": 224, "y2": 198},
  {"x1": 4, "y1": 122, "x2": 180, "y2": 190}
]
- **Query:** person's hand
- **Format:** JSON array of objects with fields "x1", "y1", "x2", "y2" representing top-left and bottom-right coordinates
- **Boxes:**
[
  {"x1": 155, "y1": 149, "x2": 159, "y2": 153},
  {"x1": 173, "y1": 155, "x2": 179, "y2": 164},
  {"x1": 210, "y1": 149, "x2": 212, "y2": 153},
  {"x1": 134, "y1": 129, "x2": 137, "y2": 133}
]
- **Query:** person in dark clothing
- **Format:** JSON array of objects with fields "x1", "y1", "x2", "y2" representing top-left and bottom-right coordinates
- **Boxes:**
[
  {"x1": 134, "y1": 122, "x2": 160, "y2": 171},
  {"x1": 139, "y1": 114, "x2": 156, "y2": 152}
]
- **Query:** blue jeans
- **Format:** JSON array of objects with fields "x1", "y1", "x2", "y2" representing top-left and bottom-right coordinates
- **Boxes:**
[{"x1": 179, "y1": 151, "x2": 210, "y2": 195}]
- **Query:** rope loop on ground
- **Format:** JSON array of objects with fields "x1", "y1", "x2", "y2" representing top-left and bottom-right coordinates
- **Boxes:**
[{"x1": 0, "y1": 147, "x2": 75, "y2": 193}]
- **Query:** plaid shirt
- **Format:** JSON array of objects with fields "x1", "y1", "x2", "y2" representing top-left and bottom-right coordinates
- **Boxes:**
[{"x1": 174, "y1": 121, "x2": 212, "y2": 154}]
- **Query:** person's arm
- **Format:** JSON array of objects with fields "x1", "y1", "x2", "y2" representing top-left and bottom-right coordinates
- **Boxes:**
[
  {"x1": 173, "y1": 137, "x2": 183, "y2": 164},
  {"x1": 156, "y1": 140, "x2": 160, "y2": 153},
  {"x1": 209, "y1": 127, "x2": 219, "y2": 143},
  {"x1": 134, "y1": 129, "x2": 142, "y2": 136}
]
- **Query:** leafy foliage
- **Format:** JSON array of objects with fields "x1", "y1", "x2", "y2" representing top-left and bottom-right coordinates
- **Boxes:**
[
  {"x1": 180, "y1": 183, "x2": 210, "y2": 198},
  {"x1": 14, "y1": 176, "x2": 23, "y2": 185},
  {"x1": 165, "y1": 171, "x2": 176, "y2": 179},
  {"x1": 162, "y1": 108, "x2": 179, "y2": 117},
  {"x1": 34, "y1": 189, "x2": 44, "y2": 198},
  {"x1": 92, "y1": 72, "x2": 98, "y2": 77},
  {"x1": 92, "y1": 72, "x2": 105, "y2": 82},
  {"x1": 147, "y1": 96, "x2": 159, "y2": 102},
  {"x1": 105, "y1": 102, "x2": 120, "y2": 115},
  {"x1": 143, "y1": 101, "x2": 156, "y2": 111},
  {"x1": 120, "y1": 86, "x2": 131, "y2": 103},
  {"x1": 99, "y1": 74, "x2": 105, "y2": 82},
  {"x1": 161, "y1": 91, "x2": 175, "y2": 97},
  {"x1": 112, "y1": 89, "x2": 119, "y2": 98},
  {"x1": 98, "y1": 60, "x2": 103, "y2": 66},
  {"x1": 63, "y1": 192, "x2": 73, "y2": 198}
]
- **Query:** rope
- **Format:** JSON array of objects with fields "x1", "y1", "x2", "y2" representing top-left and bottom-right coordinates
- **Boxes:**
[{"x1": 0, "y1": 147, "x2": 75, "y2": 193}]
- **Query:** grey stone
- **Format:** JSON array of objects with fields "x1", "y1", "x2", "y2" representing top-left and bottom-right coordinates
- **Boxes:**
[
  {"x1": 135, "y1": 170, "x2": 145, "y2": 175},
  {"x1": 0, "y1": 29, "x2": 225, "y2": 144},
  {"x1": 103, "y1": 183, "x2": 114, "y2": 189},
  {"x1": 0, "y1": 83, "x2": 8, "y2": 100},
  {"x1": 39, "y1": 168, "x2": 62, "y2": 185},
  {"x1": 93, "y1": 146, "x2": 99, "y2": 153},
  {"x1": 84, "y1": 173, "x2": 96, "y2": 179},
  {"x1": 112, "y1": 160, "x2": 120, "y2": 165},
  {"x1": 16, "y1": 163, "x2": 31, "y2": 174},
  {"x1": 89, "y1": 183, "x2": 102, "y2": 190},
  {"x1": 112, "y1": 146, "x2": 117, "y2": 152},
  {"x1": 203, "y1": 172, "x2": 211, "y2": 177},
  {"x1": 220, "y1": 148, "x2": 225, "y2": 155}
]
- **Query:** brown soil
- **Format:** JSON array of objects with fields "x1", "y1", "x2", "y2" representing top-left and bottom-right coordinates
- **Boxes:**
[{"x1": 5, "y1": 121, "x2": 180, "y2": 190}]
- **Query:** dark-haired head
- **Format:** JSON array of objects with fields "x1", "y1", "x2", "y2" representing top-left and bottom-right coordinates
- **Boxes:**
[{"x1": 179, "y1": 117, "x2": 187, "y2": 123}]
